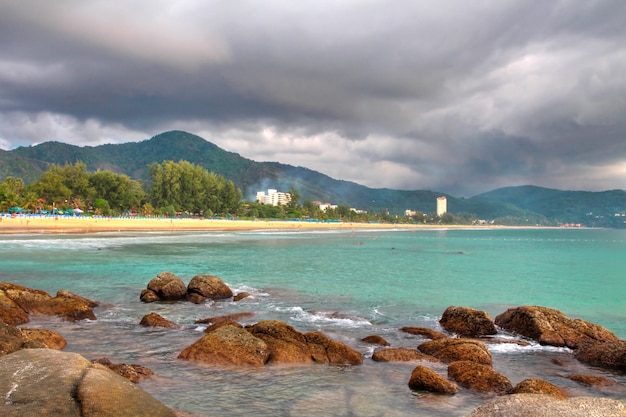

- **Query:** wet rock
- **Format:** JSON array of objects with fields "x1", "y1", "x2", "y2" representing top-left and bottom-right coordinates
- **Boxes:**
[
  {"x1": 185, "y1": 292, "x2": 205, "y2": 304},
  {"x1": 494, "y1": 306, "x2": 618, "y2": 349},
  {"x1": 140, "y1": 289, "x2": 160, "y2": 303},
  {"x1": 304, "y1": 331, "x2": 363, "y2": 365},
  {"x1": 29, "y1": 296, "x2": 97, "y2": 321},
  {"x1": 418, "y1": 338, "x2": 492, "y2": 365},
  {"x1": 186, "y1": 274, "x2": 233, "y2": 302},
  {"x1": 56, "y1": 289, "x2": 99, "y2": 308},
  {"x1": 448, "y1": 360, "x2": 512, "y2": 394},
  {"x1": 204, "y1": 319, "x2": 243, "y2": 333},
  {"x1": 0, "y1": 349, "x2": 175, "y2": 417},
  {"x1": 465, "y1": 394, "x2": 626, "y2": 417},
  {"x1": 439, "y1": 306, "x2": 497, "y2": 338},
  {"x1": 408, "y1": 365, "x2": 459, "y2": 394},
  {"x1": 400, "y1": 326, "x2": 447, "y2": 340},
  {"x1": 371, "y1": 347, "x2": 438, "y2": 362},
  {"x1": 178, "y1": 324, "x2": 270, "y2": 367},
  {"x1": 19, "y1": 328, "x2": 67, "y2": 350},
  {"x1": 247, "y1": 320, "x2": 312, "y2": 364},
  {"x1": 0, "y1": 289, "x2": 29, "y2": 325},
  {"x1": 195, "y1": 312, "x2": 254, "y2": 325},
  {"x1": 567, "y1": 374, "x2": 616, "y2": 387},
  {"x1": 510, "y1": 378, "x2": 567, "y2": 398},
  {"x1": 92, "y1": 358, "x2": 155, "y2": 383},
  {"x1": 361, "y1": 335, "x2": 390, "y2": 346},
  {"x1": 143, "y1": 272, "x2": 187, "y2": 302},
  {"x1": 233, "y1": 292, "x2": 251, "y2": 302},
  {"x1": 574, "y1": 340, "x2": 626, "y2": 371},
  {"x1": 139, "y1": 312, "x2": 179, "y2": 329}
]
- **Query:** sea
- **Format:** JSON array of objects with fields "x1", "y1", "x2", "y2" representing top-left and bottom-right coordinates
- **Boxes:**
[{"x1": 1, "y1": 227, "x2": 625, "y2": 416}]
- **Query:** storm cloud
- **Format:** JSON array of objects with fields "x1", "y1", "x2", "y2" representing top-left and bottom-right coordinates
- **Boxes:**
[{"x1": 1, "y1": 1, "x2": 625, "y2": 196}]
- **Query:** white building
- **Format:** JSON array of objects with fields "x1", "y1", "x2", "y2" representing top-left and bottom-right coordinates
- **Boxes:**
[
  {"x1": 437, "y1": 196, "x2": 447, "y2": 217},
  {"x1": 256, "y1": 189, "x2": 291, "y2": 206}
]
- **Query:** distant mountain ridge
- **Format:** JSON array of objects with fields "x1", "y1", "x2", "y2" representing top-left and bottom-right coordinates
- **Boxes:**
[{"x1": 2, "y1": 130, "x2": 624, "y2": 227}]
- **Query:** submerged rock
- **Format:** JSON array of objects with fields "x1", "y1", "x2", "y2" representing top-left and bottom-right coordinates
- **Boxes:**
[
  {"x1": 448, "y1": 360, "x2": 512, "y2": 394},
  {"x1": 574, "y1": 340, "x2": 626, "y2": 371},
  {"x1": 92, "y1": 358, "x2": 155, "y2": 383},
  {"x1": 400, "y1": 326, "x2": 447, "y2": 340},
  {"x1": 567, "y1": 374, "x2": 616, "y2": 387},
  {"x1": 0, "y1": 349, "x2": 175, "y2": 417},
  {"x1": 439, "y1": 306, "x2": 497, "y2": 338},
  {"x1": 139, "y1": 312, "x2": 179, "y2": 329},
  {"x1": 408, "y1": 365, "x2": 459, "y2": 394},
  {"x1": 494, "y1": 306, "x2": 618, "y2": 348},
  {"x1": 361, "y1": 335, "x2": 390, "y2": 346},
  {"x1": 418, "y1": 338, "x2": 492, "y2": 365}
]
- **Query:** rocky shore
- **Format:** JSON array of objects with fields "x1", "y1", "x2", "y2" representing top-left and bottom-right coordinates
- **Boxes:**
[{"x1": 1, "y1": 276, "x2": 625, "y2": 416}]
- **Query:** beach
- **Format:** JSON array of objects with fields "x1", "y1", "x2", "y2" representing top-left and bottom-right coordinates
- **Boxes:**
[{"x1": 0, "y1": 215, "x2": 472, "y2": 234}]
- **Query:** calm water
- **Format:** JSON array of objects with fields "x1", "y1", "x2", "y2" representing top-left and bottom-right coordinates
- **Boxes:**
[{"x1": 1, "y1": 227, "x2": 625, "y2": 416}]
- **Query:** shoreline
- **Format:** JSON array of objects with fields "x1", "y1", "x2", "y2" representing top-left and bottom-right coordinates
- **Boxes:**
[{"x1": 0, "y1": 215, "x2": 524, "y2": 235}]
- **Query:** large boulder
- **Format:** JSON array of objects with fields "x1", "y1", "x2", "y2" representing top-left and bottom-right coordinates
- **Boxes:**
[
  {"x1": 371, "y1": 347, "x2": 438, "y2": 363},
  {"x1": 186, "y1": 274, "x2": 233, "y2": 302},
  {"x1": 494, "y1": 306, "x2": 618, "y2": 348},
  {"x1": 510, "y1": 378, "x2": 567, "y2": 399},
  {"x1": 178, "y1": 324, "x2": 270, "y2": 366},
  {"x1": 304, "y1": 331, "x2": 363, "y2": 365},
  {"x1": 439, "y1": 306, "x2": 497, "y2": 337},
  {"x1": 447, "y1": 360, "x2": 512, "y2": 394},
  {"x1": 0, "y1": 349, "x2": 175, "y2": 417},
  {"x1": 417, "y1": 338, "x2": 492, "y2": 365},
  {"x1": 19, "y1": 328, "x2": 67, "y2": 350},
  {"x1": 465, "y1": 394, "x2": 626, "y2": 417},
  {"x1": 142, "y1": 272, "x2": 187, "y2": 302},
  {"x1": 247, "y1": 320, "x2": 312, "y2": 364},
  {"x1": 0, "y1": 289, "x2": 30, "y2": 325},
  {"x1": 408, "y1": 365, "x2": 459, "y2": 394},
  {"x1": 574, "y1": 340, "x2": 626, "y2": 370}
]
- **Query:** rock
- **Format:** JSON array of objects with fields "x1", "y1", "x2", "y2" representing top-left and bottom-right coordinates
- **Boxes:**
[
  {"x1": 0, "y1": 289, "x2": 30, "y2": 325},
  {"x1": 195, "y1": 312, "x2": 254, "y2": 325},
  {"x1": 574, "y1": 340, "x2": 626, "y2": 370},
  {"x1": 0, "y1": 349, "x2": 175, "y2": 417},
  {"x1": 448, "y1": 360, "x2": 512, "y2": 394},
  {"x1": 371, "y1": 347, "x2": 438, "y2": 362},
  {"x1": 361, "y1": 335, "x2": 390, "y2": 346},
  {"x1": 408, "y1": 365, "x2": 459, "y2": 394},
  {"x1": 56, "y1": 289, "x2": 99, "y2": 308},
  {"x1": 0, "y1": 322, "x2": 28, "y2": 356},
  {"x1": 439, "y1": 306, "x2": 497, "y2": 337},
  {"x1": 465, "y1": 394, "x2": 626, "y2": 417},
  {"x1": 304, "y1": 331, "x2": 363, "y2": 365},
  {"x1": 178, "y1": 324, "x2": 270, "y2": 366},
  {"x1": 139, "y1": 312, "x2": 179, "y2": 329},
  {"x1": 400, "y1": 326, "x2": 447, "y2": 340},
  {"x1": 233, "y1": 291, "x2": 251, "y2": 302},
  {"x1": 185, "y1": 292, "x2": 205, "y2": 304},
  {"x1": 29, "y1": 296, "x2": 97, "y2": 321},
  {"x1": 19, "y1": 328, "x2": 67, "y2": 350},
  {"x1": 494, "y1": 306, "x2": 618, "y2": 349},
  {"x1": 0, "y1": 282, "x2": 51, "y2": 312},
  {"x1": 247, "y1": 320, "x2": 312, "y2": 364},
  {"x1": 567, "y1": 374, "x2": 616, "y2": 387},
  {"x1": 144, "y1": 272, "x2": 187, "y2": 302},
  {"x1": 510, "y1": 378, "x2": 567, "y2": 398},
  {"x1": 186, "y1": 274, "x2": 233, "y2": 301},
  {"x1": 140, "y1": 289, "x2": 160, "y2": 303},
  {"x1": 92, "y1": 358, "x2": 155, "y2": 383},
  {"x1": 205, "y1": 320, "x2": 243, "y2": 333},
  {"x1": 418, "y1": 338, "x2": 492, "y2": 365}
]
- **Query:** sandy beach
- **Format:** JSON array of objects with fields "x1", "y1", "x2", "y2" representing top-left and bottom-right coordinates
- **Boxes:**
[{"x1": 0, "y1": 215, "x2": 452, "y2": 234}]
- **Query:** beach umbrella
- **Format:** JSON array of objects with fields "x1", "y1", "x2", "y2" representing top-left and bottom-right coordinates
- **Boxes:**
[
  {"x1": 8, "y1": 206, "x2": 23, "y2": 213},
  {"x1": 74, "y1": 208, "x2": 84, "y2": 214}
]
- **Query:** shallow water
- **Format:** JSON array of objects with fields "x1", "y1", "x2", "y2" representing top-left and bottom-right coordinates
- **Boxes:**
[{"x1": 1, "y1": 228, "x2": 625, "y2": 416}]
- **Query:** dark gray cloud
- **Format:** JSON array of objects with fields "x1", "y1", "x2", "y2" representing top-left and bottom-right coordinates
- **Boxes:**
[{"x1": 1, "y1": 1, "x2": 625, "y2": 196}]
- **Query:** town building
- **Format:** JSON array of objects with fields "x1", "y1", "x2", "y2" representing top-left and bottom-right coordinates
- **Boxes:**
[
  {"x1": 256, "y1": 189, "x2": 291, "y2": 206},
  {"x1": 437, "y1": 196, "x2": 447, "y2": 217}
]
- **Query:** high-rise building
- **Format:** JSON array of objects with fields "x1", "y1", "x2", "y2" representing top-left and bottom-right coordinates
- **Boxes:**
[
  {"x1": 437, "y1": 196, "x2": 447, "y2": 217},
  {"x1": 256, "y1": 189, "x2": 291, "y2": 206}
]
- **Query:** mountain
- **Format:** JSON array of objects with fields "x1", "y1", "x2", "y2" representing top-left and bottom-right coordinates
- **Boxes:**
[
  {"x1": 472, "y1": 185, "x2": 626, "y2": 228},
  {"x1": 2, "y1": 131, "x2": 624, "y2": 226}
]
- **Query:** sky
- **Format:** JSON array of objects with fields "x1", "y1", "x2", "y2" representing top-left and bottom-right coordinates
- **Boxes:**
[{"x1": 1, "y1": 1, "x2": 625, "y2": 196}]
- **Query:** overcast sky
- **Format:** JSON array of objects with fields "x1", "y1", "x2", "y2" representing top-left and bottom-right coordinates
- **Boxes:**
[{"x1": 1, "y1": 1, "x2": 625, "y2": 196}]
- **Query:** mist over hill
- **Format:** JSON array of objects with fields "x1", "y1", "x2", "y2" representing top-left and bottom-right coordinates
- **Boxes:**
[{"x1": 2, "y1": 131, "x2": 624, "y2": 227}]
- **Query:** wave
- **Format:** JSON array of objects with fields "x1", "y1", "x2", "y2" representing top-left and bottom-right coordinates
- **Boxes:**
[{"x1": 273, "y1": 306, "x2": 372, "y2": 328}]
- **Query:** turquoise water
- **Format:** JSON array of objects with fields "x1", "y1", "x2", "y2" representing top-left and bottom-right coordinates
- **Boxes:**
[{"x1": 1, "y1": 228, "x2": 625, "y2": 416}]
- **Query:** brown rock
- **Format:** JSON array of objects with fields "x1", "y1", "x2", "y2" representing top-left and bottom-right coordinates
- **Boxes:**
[
  {"x1": 204, "y1": 320, "x2": 243, "y2": 333},
  {"x1": 195, "y1": 312, "x2": 254, "y2": 325},
  {"x1": 139, "y1": 312, "x2": 179, "y2": 329},
  {"x1": 0, "y1": 282, "x2": 51, "y2": 312},
  {"x1": 400, "y1": 326, "x2": 447, "y2": 340},
  {"x1": 447, "y1": 360, "x2": 512, "y2": 394},
  {"x1": 20, "y1": 328, "x2": 67, "y2": 350},
  {"x1": 56, "y1": 290, "x2": 99, "y2": 308},
  {"x1": 248, "y1": 320, "x2": 312, "y2": 364},
  {"x1": 185, "y1": 292, "x2": 205, "y2": 304},
  {"x1": 92, "y1": 358, "x2": 155, "y2": 383},
  {"x1": 304, "y1": 331, "x2": 363, "y2": 365},
  {"x1": 29, "y1": 296, "x2": 97, "y2": 321},
  {"x1": 494, "y1": 306, "x2": 618, "y2": 349},
  {"x1": 361, "y1": 335, "x2": 390, "y2": 346},
  {"x1": 418, "y1": 338, "x2": 492, "y2": 365},
  {"x1": 439, "y1": 306, "x2": 497, "y2": 337},
  {"x1": 567, "y1": 374, "x2": 616, "y2": 387},
  {"x1": 140, "y1": 289, "x2": 160, "y2": 303},
  {"x1": 408, "y1": 365, "x2": 459, "y2": 394},
  {"x1": 187, "y1": 274, "x2": 233, "y2": 300},
  {"x1": 145, "y1": 272, "x2": 187, "y2": 301},
  {"x1": 371, "y1": 347, "x2": 438, "y2": 362},
  {"x1": 178, "y1": 324, "x2": 270, "y2": 366},
  {"x1": 0, "y1": 289, "x2": 30, "y2": 325},
  {"x1": 233, "y1": 292, "x2": 251, "y2": 302},
  {"x1": 0, "y1": 322, "x2": 27, "y2": 356},
  {"x1": 574, "y1": 340, "x2": 626, "y2": 370},
  {"x1": 510, "y1": 378, "x2": 567, "y2": 398}
]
